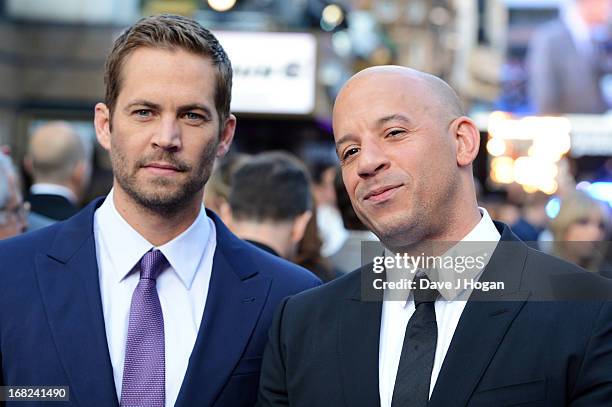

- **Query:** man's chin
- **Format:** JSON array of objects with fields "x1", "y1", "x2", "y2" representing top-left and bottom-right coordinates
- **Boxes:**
[{"x1": 372, "y1": 219, "x2": 422, "y2": 247}]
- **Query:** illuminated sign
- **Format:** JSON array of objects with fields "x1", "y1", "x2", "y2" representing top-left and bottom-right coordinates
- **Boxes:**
[{"x1": 214, "y1": 31, "x2": 317, "y2": 115}]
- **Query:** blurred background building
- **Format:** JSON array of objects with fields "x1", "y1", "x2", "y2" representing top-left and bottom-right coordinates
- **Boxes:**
[{"x1": 1, "y1": 0, "x2": 612, "y2": 275}]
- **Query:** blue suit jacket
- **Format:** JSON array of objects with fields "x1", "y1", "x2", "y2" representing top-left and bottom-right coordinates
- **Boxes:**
[{"x1": 0, "y1": 198, "x2": 320, "y2": 407}]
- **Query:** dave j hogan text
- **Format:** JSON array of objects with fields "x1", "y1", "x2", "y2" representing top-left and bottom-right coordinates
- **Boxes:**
[{"x1": 373, "y1": 278, "x2": 504, "y2": 292}]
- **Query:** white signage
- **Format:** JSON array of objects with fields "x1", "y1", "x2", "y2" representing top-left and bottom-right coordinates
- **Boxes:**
[{"x1": 214, "y1": 31, "x2": 317, "y2": 115}]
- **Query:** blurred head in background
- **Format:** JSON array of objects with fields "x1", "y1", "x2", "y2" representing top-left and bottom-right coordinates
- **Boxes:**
[
  {"x1": 573, "y1": 0, "x2": 612, "y2": 27},
  {"x1": 550, "y1": 190, "x2": 610, "y2": 271},
  {"x1": 24, "y1": 121, "x2": 91, "y2": 203},
  {"x1": 305, "y1": 155, "x2": 347, "y2": 258},
  {"x1": 0, "y1": 152, "x2": 27, "y2": 239},
  {"x1": 511, "y1": 191, "x2": 550, "y2": 246},
  {"x1": 228, "y1": 151, "x2": 312, "y2": 260},
  {"x1": 309, "y1": 160, "x2": 338, "y2": 208},
  {"x1": 333, "y1": 166, "x2": 367, "y2": 232},
  {"x1": 203, "y1": 153, "x2": 251, "y2": 220}
]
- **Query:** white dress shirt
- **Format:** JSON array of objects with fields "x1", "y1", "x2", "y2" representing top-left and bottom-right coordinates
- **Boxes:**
[
  {"x1": 378, "y1": 208, "x2": 501, "y2": 407},
  {"x1": 93, "y1": 189, "x2": 216, "y2": 407}
]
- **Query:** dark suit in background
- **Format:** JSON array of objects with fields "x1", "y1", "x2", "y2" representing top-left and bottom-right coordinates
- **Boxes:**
[
  {"x1": 527, "y1": 20, "x2": 608, "y2": 114},
  {"x1": 27, "y1": 192, "x2": 78, "y2": 221},
  {"x1": 0, "y1": 198, "x2": 320, "y2": 407},
  {"x1": 258, "y1": 224, "x2": 612, "y2": 406}
]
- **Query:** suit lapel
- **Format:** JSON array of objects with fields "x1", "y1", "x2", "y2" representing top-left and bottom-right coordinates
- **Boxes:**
[
  {"x1": 429, "y1": 224, "x2": 531, "y2": 407},
  {"x1": 35, "y1": 198, "x2": 118, "y2": 407},
  {"x1": 339, "y1": 268, "x2": 382, "y2": 407},
  {"x1": 175, "y1": 213, "x2": 271, "y2": 407}
]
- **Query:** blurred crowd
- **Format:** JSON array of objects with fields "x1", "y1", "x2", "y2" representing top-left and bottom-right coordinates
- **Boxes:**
[
  {"x1": 1, "y1": 119, "x2": 611, "y2": 281},
  {"x1": 4, "y1": 0, "x2": 612, "y2": 278}
]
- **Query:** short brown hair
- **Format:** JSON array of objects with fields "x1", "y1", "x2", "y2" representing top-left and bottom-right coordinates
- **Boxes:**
[{"x1": 104, "y1": 14, "x2": 232, "y2": 123}]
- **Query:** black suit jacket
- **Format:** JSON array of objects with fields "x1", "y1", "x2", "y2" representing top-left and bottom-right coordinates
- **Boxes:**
[
  {"x1": 258, "y1": 223, "x2": 612, "y2": 406},
  {"x1": 28, "y1": 192, "x2": 79, "y2": 221}
]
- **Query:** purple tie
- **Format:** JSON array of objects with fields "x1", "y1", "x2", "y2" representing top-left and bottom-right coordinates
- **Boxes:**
[{"x1": 120, "y1": 250, "x2": 167, "y2": 407}]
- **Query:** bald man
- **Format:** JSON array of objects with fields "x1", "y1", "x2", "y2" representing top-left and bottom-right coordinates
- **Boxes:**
[
  {"x1": 258, "y1": 66, "x2": 612, "y2": 406},
  {"x1": 25, "y1": 121, "x2": 91, "y2": 220}
]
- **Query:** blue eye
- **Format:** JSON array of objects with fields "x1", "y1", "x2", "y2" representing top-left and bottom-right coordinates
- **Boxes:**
[
  {"x1": 185, "y1": 112, "x2": 202, "y2": 120},
  {"x1": 135, "y1": 109, "x2": 151, "y2": 117}
]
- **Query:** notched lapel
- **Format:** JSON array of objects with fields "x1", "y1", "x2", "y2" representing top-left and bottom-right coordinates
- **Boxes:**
[
  {"x1": 339, "y1": 270, "x2": 382, "y2": 407},
  {"x1": 428, "y1": 294, "x2": 529, "y2": 407},
  {"x1": 34, "y1": 204, "x2": 118, "y2": 407},
  {"x1": 429, "y1": 225, "x2": 531, "y2": 407},
  {"x1": 175, "y1": 244, "x2": 271, "y2": 407}
]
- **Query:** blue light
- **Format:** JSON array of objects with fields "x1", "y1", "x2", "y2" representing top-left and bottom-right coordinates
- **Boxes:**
[
  {"x1": 546, "y1": 196, "x2": 561, "y2": 219},
  {"x1": 587, "y1": 182, "x2": 612, "y2": 206}
]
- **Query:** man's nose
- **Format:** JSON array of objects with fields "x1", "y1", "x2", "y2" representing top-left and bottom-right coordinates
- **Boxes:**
[
  {"x1": 151, "y1": 116, "x2": 182, "y2": 151},
  {"x1": 357, "y1": 140, "x2": 390, "y2": 179}
]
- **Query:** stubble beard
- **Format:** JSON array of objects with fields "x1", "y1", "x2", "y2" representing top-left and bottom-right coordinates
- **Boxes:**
[{"x1": 111, "y1": 140, "x2": 218, "y2": 217}]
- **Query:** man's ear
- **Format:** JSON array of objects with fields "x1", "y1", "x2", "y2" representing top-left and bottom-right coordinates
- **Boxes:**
[
  {"x1": 94, "y1": 103, "x2": 112, "y2": 151},
  {"x1": 291, "y1": 210, "x2": 313, "y2": 244},
  {"x1": 452, "y1": 116, "x2": 480, "y2": 167},
  {"x1": 217, "y1": 114, "x2": 237, "y2": 158}
]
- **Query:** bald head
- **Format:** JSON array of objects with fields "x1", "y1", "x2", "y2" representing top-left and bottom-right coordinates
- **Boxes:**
[
  {"x1": 27, "y1": 121, "x2": 87, "y2": 184},
  {"x1": 334, "y1": 66, "x2": 465, "y2": 124}
]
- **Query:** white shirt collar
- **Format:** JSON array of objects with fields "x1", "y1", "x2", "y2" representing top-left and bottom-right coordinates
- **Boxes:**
[
  {"x1": 384, "y1": 207, "x2": 501, "y2": 305},
  {"x1": 459, "y1": 206, "x2": 500, "y2": 243},
  {"x1": 30, "y1": 183, "x2": 77, "y2": 204},
  {"x1": 95, "y1": 188, "x2": 211, "y2": 289}
]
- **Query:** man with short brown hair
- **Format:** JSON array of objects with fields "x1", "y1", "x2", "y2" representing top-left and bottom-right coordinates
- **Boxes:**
[{"x1": 0, "y1": 14, "x2": 319, "y2": 407}]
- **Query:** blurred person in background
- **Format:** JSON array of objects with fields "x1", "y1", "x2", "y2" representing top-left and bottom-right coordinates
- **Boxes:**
[
  {"x1": 550, "y1": 190, "x2": 611, "y2": 276},
  {"x1": 294, "y1": 207, "x2": 338, "y2": 282},
  {"x1": 203, "y1": 152, "x2": 250, "y2": 221},
  {"x1": 479, "y1": 192, "x2": 521, "y2": 226},
  {"x1": 228, "y1": 151, "x2": 313, "y2": 262},
  {"x1": 511, "y1": 191, "x2": 550, "y2": 248},
  {"x1": 307, "y1": 157, "x2": 347, "y2": 258},
  {"x1": 328, "y1": 167, "x2": 378, "y2": 274},
  {"x1": 0, "y1": 150, "x2": 52, "y2": 235},
  {"x1": 24, "y1": 121, "x2": 91, "y2": 220},
  {"x1": 0, "y1": 152, "x2": 28, "y2": 239},
  {"x1": 527, "y1": 0, "x2": 612, "y2": 114}
]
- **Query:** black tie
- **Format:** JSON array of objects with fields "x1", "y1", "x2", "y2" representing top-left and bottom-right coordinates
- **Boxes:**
[{"x1": 391, "y1": 275, "x2": 439, "y2": 407}]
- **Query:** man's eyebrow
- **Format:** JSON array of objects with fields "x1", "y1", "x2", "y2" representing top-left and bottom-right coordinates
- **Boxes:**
[
  {"x1": 376, "y1": 114, "x2": 412, "y2": 127},
  {"x1": 334, "y1": 134, "x2": 360, "y2": 157},
  {"x1": 335, "y1": 134, "x2": 358, "y2": 149},
  {"x1": 123, "y1": 101, "x2": 214, "y2": 118},
  {"x1": 124, "y1": 100, "x2": 162, "y2": 112}
]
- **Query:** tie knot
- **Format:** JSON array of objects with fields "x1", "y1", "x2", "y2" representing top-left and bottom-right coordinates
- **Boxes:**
[
  {"x1": 139, "y1": 250, "x2": 168, "y2": 280},
  {"x1": 413, "y1": 275, "x2": 439, "y2": 308}
]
